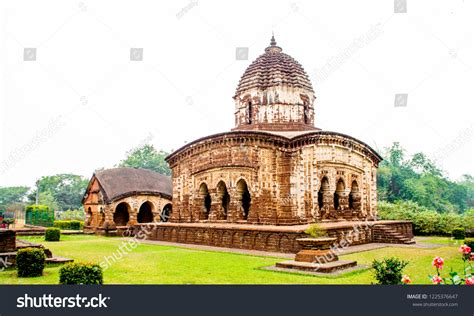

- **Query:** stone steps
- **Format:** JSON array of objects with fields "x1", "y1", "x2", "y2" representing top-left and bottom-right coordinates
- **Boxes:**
[{"x1": 373, "y1": 225, "x2": 415, "y2": 244}]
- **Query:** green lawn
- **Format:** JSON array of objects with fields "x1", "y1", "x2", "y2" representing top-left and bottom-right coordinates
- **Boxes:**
[{"x1": 0, "y1": 235, "x2": 466, "y2": 284}]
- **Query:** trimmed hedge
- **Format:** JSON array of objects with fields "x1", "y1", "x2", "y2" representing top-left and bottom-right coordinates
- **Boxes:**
[
  {"x1": 16, "y1": 248, "x2": 45, "y2": 277},
  {"x1": 378, "y1": 201, "x2": 473, "y2": 236},
  {"x1": 464, "y1": 238, "x2": 474, "y2": 249},
  {"x1": 25, "y1": 204, "x2": 54, "y2": 227},
  {"x1": 45, "y1": 227, "x2": 60, "y2": 241},
  {"x1": 54, "y1": 220, "x2": 84, "y2": 230},
  {"x1": 59, "y1": 263, "x2": 103, "y2": 285}
]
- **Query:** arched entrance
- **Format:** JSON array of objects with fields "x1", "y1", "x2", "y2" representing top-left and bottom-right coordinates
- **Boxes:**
[
  {"x1": 318, "y1": 177, "x2": 330, "y2": 210},
  {"x1": 217, "y1": 181, "x2": 230, "y2": 219},
  {"x1": 334, "y1": 179, "x2": 345, "y2": 210},
  {"x1": 236, "y1": 179, "x2": 251, "y2": 220},
  {"x1": 161, "y1": 203, "x2": 172, "y2": 222},
  {"x1": 86, "y1": 207, "x2": 93, "y2": 226},
  {"x1": 199, "y1": 183, "x2": 211, "y2": 220},
  {"x1": 114, "y1": 202, "x2": 130, "y2": 226},
  {"x1": 349, "y1": 180, "x2": 360, "y2": 210},
  {"x1": 137, "y1": 201, "x2": 154, "y2": 223}
]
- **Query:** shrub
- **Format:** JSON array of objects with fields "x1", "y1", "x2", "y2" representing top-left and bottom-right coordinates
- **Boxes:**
[
  {"x1": 452, "y1": 228, "x2": 465, "y2": 240},
  {"x1": 54, "y1": 220, "x2": 84, "y2": 230},
  {"x1": 59, "y1": 263, "x2": 103, "y2": 284},
  {"x1": 372, "y1": 257, "x2": 409, "y2": 285},
  {"x1": 45, "y1": 227, "x2": 60, "y2": 241},
  {"x1": 464, "y1": 238, "x2": 474, "y2": 249},
  {"x1": 378, "y1": 201, "x2": 472, "y2": 236},
  {"x1": 16, "y1": 248, "x2": 45, "y2": 277},
  {"x1": 305, "y1": 223, "x2": 327, "y2": 238},
  {"x1": 25, "y1": 204, "x2": 54, "y2": 227}
]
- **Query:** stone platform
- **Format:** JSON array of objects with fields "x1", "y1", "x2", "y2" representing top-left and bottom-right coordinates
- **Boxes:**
[
  {"x1": 130, "y1": 220, "x2": 414, "y2": 254},
  {"x1": 0, "y1": 229, "x2": 73, "y2": 266},
  {"x1": 276, "y1": 260, "x2": 357, "y2": 273}
]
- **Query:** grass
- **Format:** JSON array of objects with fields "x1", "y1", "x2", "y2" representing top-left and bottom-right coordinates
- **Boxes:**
[{"x1": 0, "y1": 235, "x2": 466, "y2": 284}]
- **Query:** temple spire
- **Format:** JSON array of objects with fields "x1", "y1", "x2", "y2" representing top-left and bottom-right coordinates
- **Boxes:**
[
  {"x1": 270, "y1": 33, "x2": 277, "y2": 46},
  {"x1": 265, "y1": 33, "x2": 282, "y2": 53}
]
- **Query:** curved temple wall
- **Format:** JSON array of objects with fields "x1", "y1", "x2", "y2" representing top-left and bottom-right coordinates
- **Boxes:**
[{"x1": 166, "y1": 131, "x2": 381, "y2": 225}]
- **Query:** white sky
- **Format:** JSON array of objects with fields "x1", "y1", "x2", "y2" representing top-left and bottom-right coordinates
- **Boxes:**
[{"x1": 0, "y1": 0, "x2": 473, "y2": 188}]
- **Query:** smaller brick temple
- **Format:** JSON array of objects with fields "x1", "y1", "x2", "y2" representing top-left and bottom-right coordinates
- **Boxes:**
[{"x1": 82, "y1": 168, "x2": 172, "y2": 235}]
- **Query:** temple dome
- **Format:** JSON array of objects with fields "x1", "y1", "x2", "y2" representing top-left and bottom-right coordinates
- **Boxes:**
[
  {"x1": 233, "y1": 36, "x2": 317, "y2": 132},
  {"x1": 235, "y1": 36, "x2": 314, "y2": 96}
]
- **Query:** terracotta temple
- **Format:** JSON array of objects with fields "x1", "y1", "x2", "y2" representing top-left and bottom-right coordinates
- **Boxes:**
[{"x1": 83, "y1": 36, "x2": 414, "y2": 252}]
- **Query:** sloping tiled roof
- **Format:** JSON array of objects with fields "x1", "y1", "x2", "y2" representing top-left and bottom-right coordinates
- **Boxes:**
[
  {"x1": 235, "y1": 36, "x2": 314, "y2": 96},
  {"x1": 94, "y1": 168, "x2": 172, "y2": 202}
]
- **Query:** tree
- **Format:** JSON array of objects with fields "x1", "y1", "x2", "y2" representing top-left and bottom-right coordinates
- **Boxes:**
[
  {"x1": 28, "y1": 174, "x2": 89, "y2": 211},
  {"x1": 118, "y1": 144, "x2": 171, "y2": 176},
  {"x1": 377, "y1": 142, "x2": 471, "y2": 213},
  {"x1": 0, "y1": 186, "x2": 30, "y2": 210}
]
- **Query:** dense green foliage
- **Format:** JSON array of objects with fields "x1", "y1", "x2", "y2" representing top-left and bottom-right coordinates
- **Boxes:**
[
  {"x1": 56, "y1": 209, "x2": 85, "y2": 221},
  {"x1": 0, "y1": 186, "x2": 29, "y2": 210},
  {"x1": 45, "y1": 227, "x2": 61, "y2": 241},
  {"x1": 59, "y1": 262, "x2": 103, "y2": 285},
  {"x1": 16, "y1": 248, "x2": 45, "y2": 277},
  {"x1": 377, "y1": 143, "x2": 472, "y2": 213},
  {"x1": 372, "y1": 257, "x2": 409, "y2": 285},
  {"x1": 378, "y1": 201, "x2": 473, "y2": 235},
  {"x1": 25, "y1": 205, "x2": 54, "y2": 227},
  {"x1": 54, "y1": 220, "x2": 84, "y2": 230},
  {"x1": 27, "y1": 174, "x2": 89, "y2": 211},
  {"x1": 118, "y1": 144, "x2": 171, "y2": 176}
]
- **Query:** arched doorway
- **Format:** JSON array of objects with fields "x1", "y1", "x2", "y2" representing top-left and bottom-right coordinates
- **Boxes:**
[
  {"x1": 98, "y1": 207, "x2": 105, "y2": 226},
  {"x1": 137, "y1": 201, "x2": 154, "y2": 223},
  {"x1": 86, "y1": 207, "x2": 93, "y2": 226},
  {"x1": 318, "y1": 177, "x2": 330, "y2": 210},
  {"x1": 349, "y1": 180, "x2": 359, "y2": 209},
  {"x1": 334, "y1": 179, "x2": 345, "y2": 210},
  {"x1": 161, "y1": 203, "x2": 172, "y2": 222},
  {"x1": 236, "y1": 179, "x2": 251, "y2": 220},
  {"x1": 114, "y1": 202, "x2": 130, "y2": 226},
  {"x1": 199, "y1": 183, "x2": 211, "y2": 220},
  {"x1": 217, "y1": 181, "x2": 230, "y2": 219}
]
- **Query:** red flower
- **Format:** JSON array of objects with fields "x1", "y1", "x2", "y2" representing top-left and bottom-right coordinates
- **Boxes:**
[
  {"x1": 401, "y1": 275, "x2": 411, "y2": 284},
  {"x1": 431, "y1": 275, "x2": 443, "y2": 284},
  {"x1": 466, "y1": 277, "x2": 474, "y2": 285},
  {"x1": 432, "y1": 256, "x2": 444, "y2": 269},
  {"x1": 459, "y1": 244, "x2": 471, "y2": 255},
  {"x1": 471, "y1": 253, "x2": 474, "y2": 261}
]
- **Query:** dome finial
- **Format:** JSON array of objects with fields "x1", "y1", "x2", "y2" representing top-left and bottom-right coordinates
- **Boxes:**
[
  {"x1": 265, "y1": 33, "x2": 282, "y2": 53},
  {"x1": 270, "y1": 32, "x2": 277, "y2": 46}
]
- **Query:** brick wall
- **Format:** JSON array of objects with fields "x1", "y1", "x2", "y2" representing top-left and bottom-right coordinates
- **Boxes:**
[
  {"x1": 0, "y1": 230, "x2": 16, "y2": 252},
  {"x1": 136, "y1": 220, "x2": 413, "y2": 254}
]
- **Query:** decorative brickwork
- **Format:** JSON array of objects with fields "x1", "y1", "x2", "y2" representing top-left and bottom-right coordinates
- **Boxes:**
[{"x1": 135, "y1": 220, "x2": 413, "y2": 253}]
